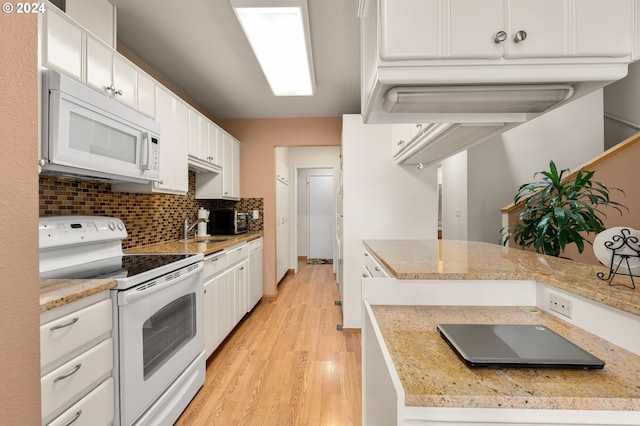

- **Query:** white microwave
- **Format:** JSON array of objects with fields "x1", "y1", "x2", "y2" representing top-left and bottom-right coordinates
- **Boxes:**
[{"x1": 40, "y1": 70, "x2": 160, "y2": 183}]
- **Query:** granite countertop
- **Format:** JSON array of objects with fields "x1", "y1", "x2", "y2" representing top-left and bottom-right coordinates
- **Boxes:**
[
  {"x1": 124, "y1": 232, "x2": 263, "y2": 255},
  {"x1": 39, "y1": 232, "x2": 263, "y2": 312},
  {"x1": 371, "y1": 305, "x2": 640, "y2": 411},
  {"x1": 363, "y1": 239, "x2": 640, "y2": 318},
  {"x1": 40, "y1": 278, "x2": 117, "y2": 312}
]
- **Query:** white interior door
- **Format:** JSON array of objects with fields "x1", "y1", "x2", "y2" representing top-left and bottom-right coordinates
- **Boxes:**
[{"x1": 307, "y1": 175, "x2": 334, "y2": 259}]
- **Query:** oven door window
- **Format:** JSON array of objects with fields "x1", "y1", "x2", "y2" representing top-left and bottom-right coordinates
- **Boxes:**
[{"x1": 142, "y1": 293, "x2": 197, "y2": 380}]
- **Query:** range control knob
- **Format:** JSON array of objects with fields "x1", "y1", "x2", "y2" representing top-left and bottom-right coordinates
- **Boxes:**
[
  {"x1": 117, "y1": 222, "x2": 124, "y2": 231},
  {"x1": 108, "y1": 222, "x2": 116, "y2": 231}
]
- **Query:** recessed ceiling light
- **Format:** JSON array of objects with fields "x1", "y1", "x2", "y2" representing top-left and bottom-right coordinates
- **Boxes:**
[{"x1": 230, "y1": 0, "x2": 316, "y2": 96}]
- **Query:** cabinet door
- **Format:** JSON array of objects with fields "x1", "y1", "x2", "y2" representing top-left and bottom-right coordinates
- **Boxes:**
[
  {"x1": 449, "y1": 0, "x2": 505, "y2": 59},
  {"x1": 208, "y1": 122, "x2": 222, "y2": 167},
  {"x1": 112, "y1": 56, "x2": 136, "y2": 109},
  {"x1": 85, "y1": 36, "x2": 113, "y2": 96},
  {"x1": 504, "y1": 0, "x2": 566, "y2": 58},
  {"x1": 234, "y1": 261, "x2": 248, "y2": 324},
  {"x1": 248, "y1": 244, "x2": 263, "y2": 311},
  {"x1": 137, "y1": 73, "x2": 156, "y2": 118},
  {"x1": 214, "y1": 271, "x2": 231, "y2": 346},
  {"x1": 43, "y1": 7, "x2": 83, "y2": 80},
  {"x1": 204, "y1": 277, "x2": 216, "y2": 358},
  {"x1": 154, "y1": 88, "x2": 174, "y2": 191},
  {"x1": 221, "y1": 133, "x2": 240, "y2": 199},
  {"x1": 379, "y1": 0, "x2": 440, "y2": 60},
  {"x1": 173, "y1": 100, "x2": 190, "y2": 192},
  {"x1": 231, "y1": 137, "x2": 240, "y2": 198},
  {"x1": 573, "y1": 0, "x2": 632, "y2": 58},
  {"x1": 188, "y1": 109, "x2": 202, "y2": 158},
  {"x1": 200, "y1": 116, "x2": 210, "y2": 163},
  {"x1": 154, "y1": 88, "x2": 189, "y2": 194}
]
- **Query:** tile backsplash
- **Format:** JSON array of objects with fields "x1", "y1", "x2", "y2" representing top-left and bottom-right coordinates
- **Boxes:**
[{"x1": 39, "y1": 172, "x2": 263, "y2": 249}]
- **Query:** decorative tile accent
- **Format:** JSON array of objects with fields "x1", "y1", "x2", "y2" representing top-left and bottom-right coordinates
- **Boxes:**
[{"x1": 39, "y1": 172, "x2": 263, "y2": 249}]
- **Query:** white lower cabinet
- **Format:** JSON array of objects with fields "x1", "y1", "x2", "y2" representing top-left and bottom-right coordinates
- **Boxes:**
[
  {"x1": 231, "y1": 259, "x2": 248, "y2": 325},
  {"x1": 248, "y1": 238, "x2": 263, "y2": 310},
  {"x1": 47, "y1": 377, "x2": 114, "y2": 426},
  {"x1": 40, "y1": 293, "x2": 113, "y2": 425},
  {"x1": 204, "y1": 240, "x2": 259, "y2": 358}
]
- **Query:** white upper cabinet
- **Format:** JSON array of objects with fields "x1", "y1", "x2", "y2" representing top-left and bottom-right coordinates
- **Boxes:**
[
  {"x1": 112, "y1": 86, "x2": 189, "y2": 195},
  {"x1": 362, "y1": 0, "x2": 636, "y2": 124},
  {"x1": 502, "y1": 0, "x2": 567, "y2": 58},
  {"x1": 42, "y1": 5, "x2": 156, "y2": 118},
  {"x1": 65, "y1": 0, "x2": 116, "y2": 48},
  {"x1": 43, "y1": 7, "x2": 83, "y2": 80},
  {"x1": 380, "y1": 0, "x2": 633, "y2": 61},
  {"x1": 136, "y1": 72, "x2": 156, "y2": 118},
  {"x1": 188, "y1": 108, "x2": 222, "y2": 173},
  {"x1": 86, "y1": 37, "x2": 136, "y2": 109},
  {"x1": 195, "y1": 131, "x2": 240, "y2": 200},
  {"x1": 573, "y1": 0, "x2": 633, "y2": 57}
]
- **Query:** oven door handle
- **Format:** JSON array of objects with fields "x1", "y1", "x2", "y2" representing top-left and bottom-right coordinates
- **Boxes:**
[{"x1": 118, "y1": 262, "x2": 203, "y2": 305}]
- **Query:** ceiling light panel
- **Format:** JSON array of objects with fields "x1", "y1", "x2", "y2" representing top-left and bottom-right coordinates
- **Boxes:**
[{"x1": 231, "y1": 0, "x2": 316, "y2": 96}]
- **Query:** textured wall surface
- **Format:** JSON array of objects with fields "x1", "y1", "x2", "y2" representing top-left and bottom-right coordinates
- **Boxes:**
[{"x1": 0, "y1": 12, "x2": 41, "y2": 425}]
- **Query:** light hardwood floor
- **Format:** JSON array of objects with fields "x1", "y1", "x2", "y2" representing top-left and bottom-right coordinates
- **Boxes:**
[{"x1": 176, "y1": 261, "x2": 362, "y2": 425}]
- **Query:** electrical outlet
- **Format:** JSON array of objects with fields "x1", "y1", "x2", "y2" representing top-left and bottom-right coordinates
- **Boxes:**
[{"x1": 549, "y1": 293, "x2": 572, "y2": 318}]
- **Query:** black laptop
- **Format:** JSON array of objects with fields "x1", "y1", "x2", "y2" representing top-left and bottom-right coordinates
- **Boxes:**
[{"x1": 436, "y1": 324, "x2": 605, "y2": 369}]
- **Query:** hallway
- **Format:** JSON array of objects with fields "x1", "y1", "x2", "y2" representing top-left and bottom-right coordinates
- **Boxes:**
[{"x1": 176, "y1": 261, "x2": 362, "y2": 425}]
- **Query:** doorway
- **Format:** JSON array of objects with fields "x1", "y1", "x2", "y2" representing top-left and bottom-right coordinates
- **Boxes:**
[{"x1": 307, "y1": 174, "x2": 334, "y2": 260}]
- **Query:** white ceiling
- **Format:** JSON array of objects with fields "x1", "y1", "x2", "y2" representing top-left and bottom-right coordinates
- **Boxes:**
[{"x1": 110, "y1": 0, "x2": 362, "y2": 119}]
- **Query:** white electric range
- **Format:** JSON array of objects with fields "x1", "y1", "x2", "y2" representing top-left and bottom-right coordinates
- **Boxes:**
[{"x1": 39, "y1": 215, "x2": 205, "y2": 426}]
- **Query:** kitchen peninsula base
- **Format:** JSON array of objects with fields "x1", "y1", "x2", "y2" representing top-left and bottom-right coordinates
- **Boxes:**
[{"x1": 361, "y1": 240, "x2": 640, "y2": 425}]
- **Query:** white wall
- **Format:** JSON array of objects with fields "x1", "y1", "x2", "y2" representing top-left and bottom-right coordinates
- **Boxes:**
[
  {"x1": 460, "y1": 89, "x2": 605, "y2": 244},
  {"x1": 342, "y1": 115, "x2": 438, "y2": 329},
  {"x1": 604, "y1": 60, "x2": 640, "y2": 149}
]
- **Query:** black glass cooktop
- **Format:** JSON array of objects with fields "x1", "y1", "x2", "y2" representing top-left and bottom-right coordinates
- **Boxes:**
[{"x1": 40, "y1": 253, "x2": 199, "y2": 280}]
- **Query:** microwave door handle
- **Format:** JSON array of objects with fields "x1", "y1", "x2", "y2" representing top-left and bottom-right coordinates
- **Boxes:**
[{"x1": 141, "y1": 132, "x2": 152, "y2": 170}]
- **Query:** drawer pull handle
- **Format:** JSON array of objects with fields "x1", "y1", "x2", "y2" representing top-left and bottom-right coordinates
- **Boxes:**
[
  {"x1": 50, "y1": 317, "x2": 78, "y2": 331},
  {"x1": 64, "y1": 410, "x2": 82, "y2": 426},
  {"x1": 53, "y1": 364, "x2": 82, "y2": 383}
]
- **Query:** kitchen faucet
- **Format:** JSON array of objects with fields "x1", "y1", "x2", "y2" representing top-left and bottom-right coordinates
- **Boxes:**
[{"x1": 183, "y1": 217, "x2": 207, "y2": 240}]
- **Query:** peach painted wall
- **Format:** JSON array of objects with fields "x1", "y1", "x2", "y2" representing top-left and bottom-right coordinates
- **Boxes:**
[
  {"x1": 218, "y1": 118, "x2": 342, "y2": 295},
  {"x1": 0, "y1": 12, "x2": 41, "y2": 424},
  {"x1": 506, "y1": 135, "x2": 640, "y2": 265}
]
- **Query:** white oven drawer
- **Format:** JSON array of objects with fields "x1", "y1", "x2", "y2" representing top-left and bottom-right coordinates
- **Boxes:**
[
  {"x1": 204, "y1": 251, "x2": 228, "y2": 280},
  {"x1": 41, "y1": 338, "x2": 113, "y2": 424},
  {"x1": 40, "y1": 298, "x2": 112, "y2": 373},
  {"x1": 227, "y1": 243, "x2": 249, "y2": 266},
  {"x1": 47, "y1": 376, "x2": 114, "y2": 426}
]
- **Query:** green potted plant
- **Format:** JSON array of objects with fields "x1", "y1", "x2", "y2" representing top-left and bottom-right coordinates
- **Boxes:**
[{"x1": 503, "y1": 160, "x2": 625, "y2": 257}]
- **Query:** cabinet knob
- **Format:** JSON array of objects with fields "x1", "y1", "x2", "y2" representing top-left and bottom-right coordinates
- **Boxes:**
[
  {"x1": 397, "y1": 140, "x2": 405, "y2": 146},
  {"x1": 513, "y1": 30, "x2": 527, "y2": 43},
  {"x1": 494, "y1": 31, "x2": 507, "y2": 44}
]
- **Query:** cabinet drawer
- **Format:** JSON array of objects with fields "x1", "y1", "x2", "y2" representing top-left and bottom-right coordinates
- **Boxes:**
[
  {"x1": 47, "y1": 376, "x2": 114, "y2": 426},
  {"x1": 227, "y1": 243, "x2": 249, "y2": 266},
  {"x1": 41, "y1": 338, "x2": 113, "y2": 424},
  {"x1": 204, "y1": 252, "x2": 228, "y2": 280},
  {"x1": 41, "y1": 298, "x2": 112, "y2": 373}
]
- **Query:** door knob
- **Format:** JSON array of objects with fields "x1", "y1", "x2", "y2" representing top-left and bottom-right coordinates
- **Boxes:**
[
  {"x1": 513, "y1": 30, "x2": 527, "y2": 43},
  {"x1": 494, "y1": 31, "x2": 507, "y2": 44}
]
